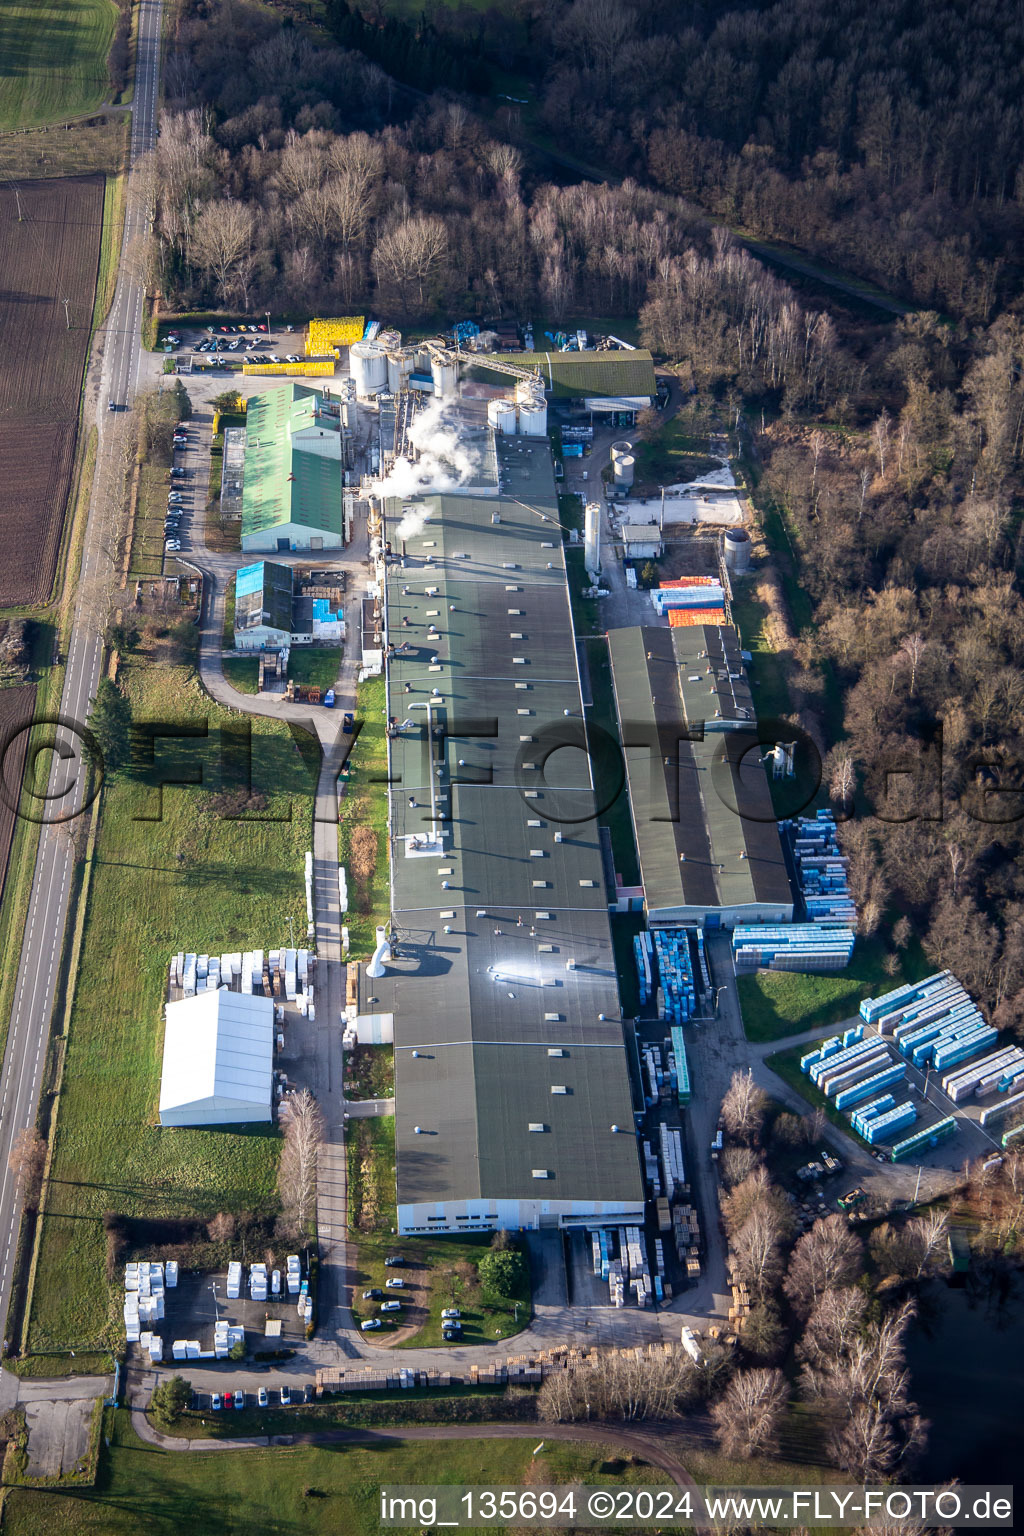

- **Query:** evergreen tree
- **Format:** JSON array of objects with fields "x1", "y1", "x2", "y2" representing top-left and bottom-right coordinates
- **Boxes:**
[{"x1": 88, "y1": 678, "x2": 132, "y2": 772}]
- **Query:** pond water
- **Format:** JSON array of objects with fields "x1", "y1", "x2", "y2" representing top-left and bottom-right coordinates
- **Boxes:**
[{"x1": 907, "y1": 1269, "x2": 1024, "y2": 1484}]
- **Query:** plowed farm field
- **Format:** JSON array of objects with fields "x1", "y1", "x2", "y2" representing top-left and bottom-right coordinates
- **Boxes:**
[{"x1": 0, "y1": 176, "x2": 103, "y2": 607}]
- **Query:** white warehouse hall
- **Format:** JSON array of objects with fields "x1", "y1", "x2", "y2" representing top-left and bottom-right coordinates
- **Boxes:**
[{"x1": 158, "y1": 989, "x2": 274, "y2": 1126}]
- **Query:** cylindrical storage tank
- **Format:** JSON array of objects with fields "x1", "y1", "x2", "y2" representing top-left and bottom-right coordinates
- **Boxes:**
[
  {"x1": 487, "y1": 398, "x2": 517, "y2": 435},
  {"x1": 584, "y1": 501, "x2": 601, "y2": 576},
  {"x1": 387, "y1": 350, "x2": 412, "y2": 394},
  {"x1": 610, "y1": 440, "x2": 633, "y2": 463},
  {"x1": 516, "y1": 387, "x2": 548, "y2": 436},
  {"x1": 431, "y1": 355, "x2": 458, "y2": 398},
  {"x1": 613, "y1": 454, "x2": 635, "y2": 487},
  {"x1": 724, "y1": 527, "x2": 751, "y2": 572},
  {"x1": 350, "y1": 341, "x2": 388, "y2": 396}
]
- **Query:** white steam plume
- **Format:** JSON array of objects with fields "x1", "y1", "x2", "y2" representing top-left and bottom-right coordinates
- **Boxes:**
[{"x1": 374, "y1": 398, "x2": 483, "y2": 523}]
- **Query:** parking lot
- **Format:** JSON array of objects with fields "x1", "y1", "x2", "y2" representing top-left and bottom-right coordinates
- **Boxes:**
[{"x1": 161, "y1": 321, "x2": 306, "y2": 372}]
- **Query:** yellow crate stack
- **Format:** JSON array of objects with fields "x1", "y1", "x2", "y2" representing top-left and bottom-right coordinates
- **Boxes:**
[
  {"x1": 242, "y1": 360, "x2": 336, "y2": 377},
  {"x1": 305, "y1": 316, "x2": 365, "y2": 357}
]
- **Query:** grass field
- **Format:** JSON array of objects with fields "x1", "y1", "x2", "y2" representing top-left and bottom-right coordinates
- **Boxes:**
[
  {"x1": 221, "y1": 656, "x2": 259, "y2": 694},
  {"x1": 0, "y1": 0, "x2": 118, "y2": 131},
  {"x1": 128, "y1": 463, "x2": 175, "y2": 580},
  {"x1": 0, "y1": 113, "x2": 126, "y2": 180},
  {"x1": 287, "y1": 647, "x2": 342, "y2": 692},
  {"x1": 3, "y1": 1412, "x2": 657, "y2": 1534},
  {"x1": 25, "y1": 659, "x2": 319, "y2": 1361},
  {"x1": 729, "y1": 587, "x2": 795, "y2": 726},
  {"x1": 338, "y1": 675, "x2": 389, "y2": 957},
  {"x1": 737, "y1": 935, "x2": 933, "y2": 1042}
]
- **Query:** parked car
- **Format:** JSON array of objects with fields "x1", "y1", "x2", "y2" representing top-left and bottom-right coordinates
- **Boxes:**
[
  {"x1": 441, "y1": 1307, "x2": 461, "y2": 1320},
  {"x1": 286, "y1": 354, "x2": 301, "y2": 363},
  {"x1": 304, "y1": 1383, "x2": 314, "y2": 1403},
  {"x1": 384, "y1": 1255, "x2": 405, "y2": 1267},
  {"x1": 361, "y1": 1318, "x2": 382, "y2": 1331},
  {"x1": 165, "y1": 540, "x2": 181, "y2": 551},
  {"x1": 279, "y1": 1386, "x2": 291, "y2": 1406},
  {"x1": 107, "y1": 400, "x2": 118, "y2": 411},
  {"x1": 380, "y1": 1300, "x2": 402, "y2": 1313},
  {"x1": 211, "y1": 1393, "x2": 222, "y2": 1410},
  {"x1": 257, "y1": 1387, "x2": 268, "y2": 1408},
  {"x1": 233, "y1": 1390, "x2": 245, "y2": 1409},
  {"x1": 385, "y1": 1277, "x2": 405, "y2": 1289},
  {"x1": 442, "y1": 1327, "x2": 461, "y2": 1342},
  {"x1": 363, "y1": 1288, "x2": 383, "y2": 1300}
]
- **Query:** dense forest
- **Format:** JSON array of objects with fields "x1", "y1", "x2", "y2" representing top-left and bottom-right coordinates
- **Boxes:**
[{"x1": 152, "y1": 0, "x2": 1024, "y2": 1031}]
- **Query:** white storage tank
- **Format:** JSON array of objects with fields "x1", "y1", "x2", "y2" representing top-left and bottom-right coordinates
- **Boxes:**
[
  {"x1": 350, "y1": 341, "x2": 388, "y2": 396},
  {"x1": 431, "y1": 354, "x2": 459, "y2": 399},
  {"x1": 613, "y1": 454, "x2": 635, "y2": 487},
  {"x1": 387, "y1": 349, "x2": 413, "y2": 394},
  {"x1": 584, "y1": 501, "x2": 601, "y2": 577},
  {"x1": 487, "y1": 397, "x2": 517, "y2": 435},
  {"x1": 516, "y1": 383, "x2": 548, "y2": 436},
  {"x1": 610, "y1": 440, "x2": 633, "y2": 463},
  {"x1": 724, "y1": 526, "x2": 752, "y2": 572}
]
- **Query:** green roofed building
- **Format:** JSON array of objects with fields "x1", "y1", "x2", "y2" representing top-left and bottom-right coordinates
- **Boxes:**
[
  {"x1": 474, "y1": 349, "x2": 657, "y2": 408},
  {"x1": 240, "y1": 384, "x2": 344, "y2": 553}
]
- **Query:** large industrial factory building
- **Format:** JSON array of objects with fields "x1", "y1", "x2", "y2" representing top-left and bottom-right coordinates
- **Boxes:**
[{"x1": 368, "y1": 431, "x2": 645, "y2": 1234}]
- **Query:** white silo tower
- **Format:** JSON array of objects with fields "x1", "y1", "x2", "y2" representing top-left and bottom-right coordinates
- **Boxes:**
[
  {"x1": 584, "y1": 501, "x2": 602, "y2": 579},
  {"x1": 487, "y1": 397, "x2": 517, "y2": 435},
  {"x1": 515, "y1": 381, "x2": 547, "y2": 436},
  {"x1": 431, "y1": 353, "x2": 459, "y2": 399},
  {"x1": 350, "y1": 341, "x2": 388, "y2": 397},
  {"x1": 613, "y1": 454, "x2": 635, "y2": 489}
]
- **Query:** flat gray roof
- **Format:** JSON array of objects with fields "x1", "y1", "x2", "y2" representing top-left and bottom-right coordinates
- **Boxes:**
[
  {"x1": 379, "y1": 446, "x2": 643, "y2": 1209},
  {"x1": 607, "y1": 625, "x2": 793, "y2": 924}
]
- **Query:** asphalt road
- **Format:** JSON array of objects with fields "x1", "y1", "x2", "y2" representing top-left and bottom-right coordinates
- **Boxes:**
[{"x1": 0, "y1": 0, "x2": 164, "y2": 1347}]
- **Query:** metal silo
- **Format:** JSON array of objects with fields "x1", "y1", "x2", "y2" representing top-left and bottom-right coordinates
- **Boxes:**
[
  {"x1": 515, "y1": 382, "x2": 547, "y2": 436},
  {"x1": 584, "y1": 501, "x2": 602, "y2": 577},
  {"x1": 613, "y1": 454, "x2": 635, "y2": 488},
  {"x1": 431, "y1": 354, "x2": 459, "y2": 399},
  {"x1": 387, "y1": 349, "x2": 412, "y2": 394},
  {"x1": 724, "y1": 527, "x2": 752, "y2": 572},
  {"x1": 350, "y1": 341, "x2": 388, "y2": 396},
  {"x1": 487, "y1": 398, "x2": 517, "y2": 435}
]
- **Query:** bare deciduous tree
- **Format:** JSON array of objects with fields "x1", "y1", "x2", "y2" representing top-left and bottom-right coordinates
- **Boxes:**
[
  {"x1": 8, "y1": 1128, "x2": 46, "y2": 1211},
  {"x1": 207, "y1": 1211, "x2": 236, "y2": 1243},
  {"x1": 373, "y1": 216, "x2": 449, "y2": 313},
  {"x1": 720, "y1": 1070, "x2": 768, "y2": 1143},
  {"x1": 784, "y1": 1215, "x2": 864, "y2": 1317},
  {"x1": 711, "y1": 1367, "x2": 788, "y2": 1458},
  {"x1": 278, "y1": 1089, "x2": 325, "y2": 1237},
  {"x1": 187, "y1": 200, "x2": 256, "y2": 305}
]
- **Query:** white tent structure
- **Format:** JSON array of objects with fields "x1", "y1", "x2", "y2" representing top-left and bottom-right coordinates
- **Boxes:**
[{"x1": 159, "y1": 990, "x2": 274, "y2": 1126}]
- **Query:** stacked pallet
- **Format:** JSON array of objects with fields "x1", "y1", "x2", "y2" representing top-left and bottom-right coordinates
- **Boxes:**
[
  {"x1": 784, "y1": 811, "x2": 857, "y2": 925},
  {"x1": 733, "y1": 923, "x2": 855, "y2": 973}
]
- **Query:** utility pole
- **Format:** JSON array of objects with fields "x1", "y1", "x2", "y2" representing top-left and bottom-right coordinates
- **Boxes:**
[
  {"x1": 62, "y1": 298, "x2": 71, "y2": 329},
  {"x1": 14, "y1": 187, "x2": 23, "y2": 222}
]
